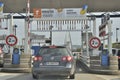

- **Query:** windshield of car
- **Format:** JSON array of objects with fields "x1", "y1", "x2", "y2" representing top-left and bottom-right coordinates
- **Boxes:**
[{"x1": 38, "y1": 47, "x2": 70, "y2": 56}]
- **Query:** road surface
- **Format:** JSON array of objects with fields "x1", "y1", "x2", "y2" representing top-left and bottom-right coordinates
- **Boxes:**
[
  {"x1": 0, "y1": 71, "x2": 120, "y2": 80},
  {"x1": 0, "y1": 61, "x2": 120, "y2": 80}
]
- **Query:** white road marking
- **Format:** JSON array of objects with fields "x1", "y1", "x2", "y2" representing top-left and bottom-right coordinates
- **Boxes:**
[
  {"x1": 0, "y1": 73, "x2": 23, "y2": 80},
  {"x1": 96, "y1": 74, "x2": 120, "y2": 80}
]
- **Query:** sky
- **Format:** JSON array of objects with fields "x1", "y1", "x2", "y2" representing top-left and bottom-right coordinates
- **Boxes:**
[{"x1": 0, "y1": 16, "x2": 120, "y2": 46}]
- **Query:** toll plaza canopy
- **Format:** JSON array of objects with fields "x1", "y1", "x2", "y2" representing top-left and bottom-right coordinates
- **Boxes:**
[{"x1": 0, "y1": 0, "x2": 120, "y2": 13}]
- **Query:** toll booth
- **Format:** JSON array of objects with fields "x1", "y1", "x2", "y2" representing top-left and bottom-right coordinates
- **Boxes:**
[
  {"x1": 100, "y1": 49, "x2": 109, "y2": 66},
  {"x1": 12, "y1": 48, "x2": 20, "y2": 64},
  {"x1": 31, "y1": 46, "x2": 40, "y2": 56},
  {"x1": 30, "y1": 33, "x2": 51, "y2": 48}
]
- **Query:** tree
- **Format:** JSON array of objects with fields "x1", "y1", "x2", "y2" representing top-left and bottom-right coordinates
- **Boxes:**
[
  {"x1": 76, "y1": 48, "x2": 81, "y2": 52},
  {"x1": 112, "y1": 42, "x2": 120, "y2": 48}
]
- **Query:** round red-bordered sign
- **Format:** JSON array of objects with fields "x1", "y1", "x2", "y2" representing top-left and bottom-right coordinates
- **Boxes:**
[
  {"x1": 89, "y1": 37, "x2": 101, "y2": 49},
  {"x1": 5, "y1": 34, "x2": 18, "y2": 46}
]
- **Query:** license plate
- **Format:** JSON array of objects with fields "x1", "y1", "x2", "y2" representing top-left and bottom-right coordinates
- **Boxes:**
[{"x1": 46, "y1": 62, "x2": 59, "y2": 65}]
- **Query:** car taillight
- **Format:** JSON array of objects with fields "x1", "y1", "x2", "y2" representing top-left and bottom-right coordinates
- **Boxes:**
[
  {"x1": 67, "y1": 56, "x2": 73, "y2": 62},
  {"x1": 118, "y1": 56, "x2": 120, "y2": 59},
  {"x1": 62, "y1": 56, "x2": 73, "y2": 62},
  {"x1": 0, "y1": 54, "x2": 3, "y2": 57},
  {"x1": 34, "y1": 56, "x2": 42, "y2": 61}
]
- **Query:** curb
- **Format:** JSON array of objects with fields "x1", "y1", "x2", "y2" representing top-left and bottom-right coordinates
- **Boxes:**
[
  {"x1": 89, "y1": 69, "x2": 120, "y2": 75},
  {"x1": 0, "y1": 68, "x2": 31, "y2": 73},
  {"x1": 78, "y1": 60, "x2": 120, "y2": 75}
]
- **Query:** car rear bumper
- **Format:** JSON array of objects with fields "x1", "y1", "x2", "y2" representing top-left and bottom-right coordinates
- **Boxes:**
[{"x1": 32, "y1": 66, "x2": 74, "y2": 76}]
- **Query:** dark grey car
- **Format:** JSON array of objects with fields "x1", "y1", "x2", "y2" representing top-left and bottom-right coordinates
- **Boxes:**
[
  {"x1": 32, "y1": 46, "x2": 76, "y2": 79},
  {"x1": 0, "y1": 53, "x2": 3, "y2": 67}
]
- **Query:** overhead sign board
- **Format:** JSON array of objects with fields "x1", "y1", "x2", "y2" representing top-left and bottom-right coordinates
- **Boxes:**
[
  {"x1": 33, "y1": 8, "x2": 86, "y2": 18},
  {"x1": 99, "y1": 24, "x2": 106, "y2": 37},
  {"x1": 64, "y1": 8, "x2": 82, "y2": 17},
  {"x1": 33, "y1": 8, "x2": 42, "y2": 18},
  {"x1": 41, "y1": 9, "x2": 56, "y2": 18},
  {"x1": 0, "y1": 2, "x2": 4, "y2": 14}
]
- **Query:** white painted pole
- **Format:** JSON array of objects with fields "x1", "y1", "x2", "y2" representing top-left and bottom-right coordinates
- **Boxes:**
[
  {"x1": 85, "y1": 20, "x2": 89, "y2": 57},
  {"x1": 85, "y1": 20, "x2": 90, "y2": 67},
  {"x1": 81, "y1": 20, "x2": 83, "y2": 56},
  {"x1": 68, "y1": 32, "x2": 72, "y2": 50},
  {"x1": 24, "y1": 0, "x2": 30, "y2": 54},
  {"x1": 92, "y1": 17, "x2": 97, "y2": 56},
  {"x1": 9, "y1": 15, "x2": 14, "y2": 34},
  {"x1": 108, "y1": 20, "x2": 112, "y2": 55},
  {"x1": 93, "y1": 17, "x2": 96, "y2": 36},
  {"x1": 24, "y1": 21, "x2": 28, "y2": 54},
  {"x1": 86, "y1": 28, "x2": 89, "y2": 57},
  {"x1": 9, "y1": 15, "x2": 14, "y2": 54}
]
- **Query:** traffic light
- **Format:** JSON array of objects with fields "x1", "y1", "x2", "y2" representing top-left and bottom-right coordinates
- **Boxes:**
[
  {"x1": 45, "y1": 39, "x2": 51, "y2": 43},
  {"x1": 99, "y1": 43, "x2": 103, "y2": 50}
]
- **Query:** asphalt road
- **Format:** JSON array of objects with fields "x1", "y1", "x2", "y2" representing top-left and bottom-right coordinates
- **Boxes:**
[
  {"x1": 0, "y1": 72, "x2": 119, "y2": 80},
  {"x1": 0, "y1": 68, "x2": 120, "y2": 80},
  {"x1": 0, "y1": 61, "x2": 120, "y2": 80}
]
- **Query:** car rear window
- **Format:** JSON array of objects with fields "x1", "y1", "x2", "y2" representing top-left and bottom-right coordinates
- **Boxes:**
[{"x1": 38, "y1": 47, "x2": 70, "y2": 56}]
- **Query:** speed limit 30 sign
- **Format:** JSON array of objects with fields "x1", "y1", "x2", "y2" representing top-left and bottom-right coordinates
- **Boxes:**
[
  {"x1": 89, "y1": 37, "x2": 101, "y2": 49},
  {"x1": 6, "y1": 34, "x2": 18, "y2": 46}
]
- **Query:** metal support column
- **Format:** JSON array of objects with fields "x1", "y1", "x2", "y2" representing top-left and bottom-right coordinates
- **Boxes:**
[
  {"x1": 9, "y1": 15, "x2": 14, "y2": 54},
  {"x1": 92, "y1": 17, "x2": 96, "y2": 36},
  {"x1": 86, "y1": 26, "x2": 89, "y2": 57},
  {"x1": 92, "y1": 17, "x2": 98, "y2": 56},
  {"x1": 116, "y1": 28, "x2": 119, "y2": 42},
  {"x1": 86, "y1": 24, "x2": 90, "y2": 67},
  {"x1": 9, "y1": 15, "x2": 14, "y2": 34},
  {"x1": 108, "y1": 20, "x2": 112, "y2": 55},
  {"x1": 24, "y1": 0, "x2": 31, "y2": 54},
  {"x1": 24, "y1": 21, "x2": 28, "y2": 54},
  {"x1": 49, "y1": 25, "x2": 53, "y2": 45},
  {"x1": 81, "y1": 20, "x2": 84, "y2": 56}
]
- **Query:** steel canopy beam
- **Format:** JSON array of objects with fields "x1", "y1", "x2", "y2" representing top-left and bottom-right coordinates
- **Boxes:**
[
  {"x1": 0, "y1": 0, "x2": 120, "y2": 13},
  {"x1": 12, "y1": 14, "x2": 120, "y2": 19}
]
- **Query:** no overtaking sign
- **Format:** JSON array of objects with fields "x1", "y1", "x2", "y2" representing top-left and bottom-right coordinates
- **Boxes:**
[
  {"x1": 6, "y1": 34, "x2": 18, "y2": 46},
  {"x1": 89, "y1": 37, "x2": 101, "y2": 49}
]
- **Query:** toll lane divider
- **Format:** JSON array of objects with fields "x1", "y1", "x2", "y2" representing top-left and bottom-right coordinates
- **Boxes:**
[
  {"x1": 1, "y1": 54, "x2": 32, "y2": 73},
  {"x1": 79, "y1": 56, "x2": 120, "y2": 74}
]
